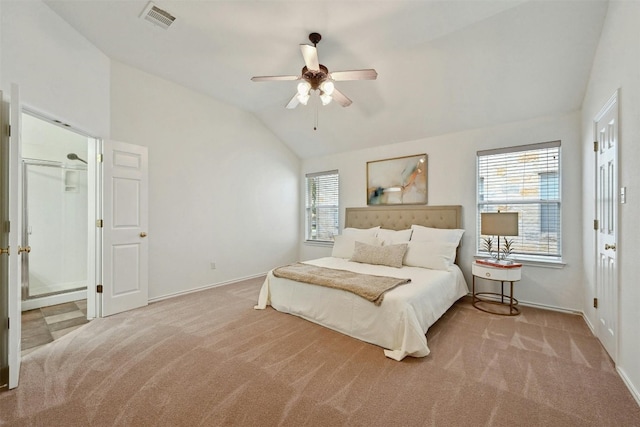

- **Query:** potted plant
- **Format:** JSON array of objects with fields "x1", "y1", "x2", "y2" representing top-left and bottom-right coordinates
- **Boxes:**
[
  {"x1": 501, "y1": 237, "x2": 515, "y2": 261},
  {"x1": 482, "y1": 237, "x2": 497, "y2": 260}
]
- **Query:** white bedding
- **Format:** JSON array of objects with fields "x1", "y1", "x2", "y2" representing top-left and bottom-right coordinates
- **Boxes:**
[{"x1": 255, "y1": 257, "x2": 468, "y2": 361}]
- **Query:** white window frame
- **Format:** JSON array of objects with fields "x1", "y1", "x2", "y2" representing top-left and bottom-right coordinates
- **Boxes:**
[
  {"x1": 305, "y1": 170, "x2": 339, "y2": 243},
  {"x1": 477, "y1": 141, "x2": 562, "y2": 264}
]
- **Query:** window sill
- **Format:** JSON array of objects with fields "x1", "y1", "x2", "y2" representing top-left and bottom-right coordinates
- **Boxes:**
[
  {"x1": 474, "y1": 255, "x2": 566, "y2": 269},
  {"x1": 304, "y1": 240, "x2": 334, "y2": 248}
]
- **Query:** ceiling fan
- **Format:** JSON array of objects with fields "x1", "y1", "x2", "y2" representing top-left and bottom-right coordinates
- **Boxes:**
[{"x1": 251, "y1": 33, "x2": 377, "y2": 109}]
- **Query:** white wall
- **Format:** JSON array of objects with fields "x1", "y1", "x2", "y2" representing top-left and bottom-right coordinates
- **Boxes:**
[
  {"x1": 301, "y1": 112, "x2": 584, "y2": 311},
  {"x1": 0, "y1": 1, "x2": 110, "y2": 137},
  {"x1": 1, "y1": 1, "x2": 301, "y2": 301},
  {"x1": 110, "y1": 61, "x2": 300, "y2": 300},
  {"x1": 581, "y1": 0, "x2": 640, "y2": 404}
]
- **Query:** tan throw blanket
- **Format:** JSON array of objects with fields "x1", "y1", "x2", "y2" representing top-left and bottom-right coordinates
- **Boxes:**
[{"x1": 272, "y1": 263, "x2": 411, "y2": 306}]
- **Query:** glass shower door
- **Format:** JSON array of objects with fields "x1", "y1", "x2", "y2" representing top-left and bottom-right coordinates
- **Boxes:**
[{"x1": 22, "y1": 161, "x2": 87, "y2": 299}]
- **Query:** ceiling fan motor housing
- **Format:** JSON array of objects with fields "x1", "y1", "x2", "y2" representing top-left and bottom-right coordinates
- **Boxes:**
[{"x1": 302, "y1": 64, "x2": 329, "y2": 90}]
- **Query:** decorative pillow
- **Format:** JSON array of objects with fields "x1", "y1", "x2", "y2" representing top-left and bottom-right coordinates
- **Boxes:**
[
  {"x1": 403, "y1": 241, "x2": 457, "y2": 271},
  {"x1": 331, "y1": 235, "x2": 381, "y2": 259},
  {"x1": 410, "y1": 225, "x2": 464, "y2": 246},
  {"x1": 376, "y1": 228, "x2": 413, "y2": 246},
  {"x1": 350, "y1": 241, "x2": 408, "y2": 268}
]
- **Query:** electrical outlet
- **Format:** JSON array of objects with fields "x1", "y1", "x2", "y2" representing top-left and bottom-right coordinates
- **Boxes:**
[{"x1": 210, "y1": 262, "x2": 216, "y2": 270}]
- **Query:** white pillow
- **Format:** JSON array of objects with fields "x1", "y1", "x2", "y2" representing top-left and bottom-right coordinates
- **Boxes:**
[
  {"x1": 342, "y1": 226, "x2": 380, "y2": 239},
  {"x1": 350, "y1": 241, "x2": 408, "y2": 268},
  {"x1": 410, "y1": 225, "x2": 464, "y2": 246},
  {"x1": 403, "y1": 240, "x2": 458, "y2": 271},
  {"x1": 331, "y1": 235, "x2": 381, "y2": 259},
  {"x1": 376, "y1": 228, "x2": 413, "y2": 246}
]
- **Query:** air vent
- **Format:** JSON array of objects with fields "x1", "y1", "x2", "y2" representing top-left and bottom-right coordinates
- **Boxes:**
[{"x1": 140, "y1": 2, "x2": 175, "y2": 29}]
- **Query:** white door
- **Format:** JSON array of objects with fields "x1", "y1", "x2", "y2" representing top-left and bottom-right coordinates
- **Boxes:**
[
  {"x1": 102, "y1": 140, "x2": 148, "y2": 316},
  {"x1": 594, "y1": 91, "x2": 618, "y2": 361},
  {"x1": 0, "y1": 91, "x2": 9, "y2": 388},
  {"x1": 7, "y1": 84, "x2": 23, "y2": 388}
]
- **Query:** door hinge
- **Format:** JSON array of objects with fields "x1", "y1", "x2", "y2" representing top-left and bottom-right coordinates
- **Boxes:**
[
  {"x1": 594, "y1": 219, "x2": 599, "y2": 230},
  {"x1": 593, "y1": 297, "x2": 598, "y2": 309},
  {"x1": 97, "y1": 153, "x2": 103, "y2": 163},
  {"x1": 96, "y1": 219, "x2": 103, "y2": 228},
  {"x1": 593, "y1": 141, "x2": 598, "y2": 152},
  {"x1": 97, "y1": 284, "x2": 103, "y2": 293},
  {"x1": 6, "y1": 124, "x2": 10, "y2": 137}
]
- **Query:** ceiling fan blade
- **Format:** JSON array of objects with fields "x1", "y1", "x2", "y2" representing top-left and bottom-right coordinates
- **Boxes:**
[
  {"x1": 300, "y1": 44, "x2": 320, "y2": 71},
  {"x1": 330, "y1": 69, "x2": 378, "y2": 81},
  {"x1": 251, "y1": 75, "x2": 300, "y2": 82},
  {"x1": 331, "y1": 88, "x2": 352, "y2": 107},
  {"x1": 285, "y1": 93, "x2": 300, "y2": 109}
]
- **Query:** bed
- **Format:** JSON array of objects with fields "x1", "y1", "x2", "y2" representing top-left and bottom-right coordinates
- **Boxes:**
[{"x1": 255, "y1": 205, "x2": 468, "y2": 361}]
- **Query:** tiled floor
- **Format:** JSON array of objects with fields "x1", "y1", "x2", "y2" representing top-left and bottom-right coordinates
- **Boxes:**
[{"x1": 21, "y1": 300, "x2": 89, "y2": 356}]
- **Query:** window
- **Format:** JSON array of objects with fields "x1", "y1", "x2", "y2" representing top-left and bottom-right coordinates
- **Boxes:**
[
  {"x1": 477, "y1": 141, "x2": 561, "y2": 261},
  {"x1": 305, "y1": 170, "x2": 339, "y2": 242},
  {"x1": 539, "y1": 172, "x2": 559, "y2": 234}
]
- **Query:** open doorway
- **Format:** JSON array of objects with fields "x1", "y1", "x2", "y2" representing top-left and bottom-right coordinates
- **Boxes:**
[{"x1": 19, "y1": 111, "x2": 97, "y2": 353}]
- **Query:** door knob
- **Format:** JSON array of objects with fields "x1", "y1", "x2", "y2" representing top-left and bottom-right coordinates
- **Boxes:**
[
  {"x1": 0, "y1": 246, "x2": 8, "y2": 255},
  {"x1": 140, "y1": 232, "x2": 147, "y2": 238},
  {"x1": 18, "y1": 245, "x2": 31, "y2": 254},
  {"x1": 604, "y1": 243, "x2": 616, "y2": 251}
]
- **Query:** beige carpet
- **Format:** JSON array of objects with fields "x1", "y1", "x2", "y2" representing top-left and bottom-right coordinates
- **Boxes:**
[{"x1": 1, "y1": 276, "x2": 639, "y2": 426}]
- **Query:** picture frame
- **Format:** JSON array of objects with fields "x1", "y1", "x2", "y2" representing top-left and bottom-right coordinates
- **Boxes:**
[{"x1": 367, "y1": 154, "x2": 427, "y2": 205}]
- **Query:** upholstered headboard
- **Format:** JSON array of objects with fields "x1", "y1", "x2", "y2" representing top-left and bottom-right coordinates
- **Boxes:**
[
  {"x1": 345, "y1": 205, "x2": 463, "y2": 263},
  {"x1": 345, "y1": 205, "x2": 462, "y2": 231}
]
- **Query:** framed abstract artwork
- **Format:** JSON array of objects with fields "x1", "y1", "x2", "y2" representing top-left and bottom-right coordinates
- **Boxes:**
[{"x1": 367, "y1": 154, "x2": 427, "y2": 205}]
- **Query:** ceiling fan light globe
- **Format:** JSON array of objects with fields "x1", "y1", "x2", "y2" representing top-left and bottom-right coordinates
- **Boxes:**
[
  {"x1": 297, "y1": 81, "x2": 311, "y2": 96},
  {"x1": 320, "y1": 81, "x2": 334, "y2": 95},
  {"x1": 320, "y1": 93, "x2": 332, "y2": 106},
  {"x1": 297, "y1": 93, "x2": 310, "y2": 105}
]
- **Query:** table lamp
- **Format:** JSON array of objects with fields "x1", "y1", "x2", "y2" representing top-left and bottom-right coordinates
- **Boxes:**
[{"x1": 481, "y1": 212, "x2": 518, "y2": 263}]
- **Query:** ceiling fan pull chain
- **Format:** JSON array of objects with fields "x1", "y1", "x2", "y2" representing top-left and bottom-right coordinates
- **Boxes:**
[{"x1": 314, "y1": 103, "x2": 319, "y2": 131}]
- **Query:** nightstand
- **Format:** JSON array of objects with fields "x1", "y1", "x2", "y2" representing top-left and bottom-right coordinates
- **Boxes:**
[{"x1": 472, "y1": 261, "x2": 522, "y2": 316}]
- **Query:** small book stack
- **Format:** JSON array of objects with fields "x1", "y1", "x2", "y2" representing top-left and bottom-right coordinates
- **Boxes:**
[{"x1": 476, "y1": 259, "x2": 522, "y2": 269}]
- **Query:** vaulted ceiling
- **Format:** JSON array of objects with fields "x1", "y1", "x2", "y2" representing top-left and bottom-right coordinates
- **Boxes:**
[{"x1": 44, "y1": 0, "x2": 609, "y2": 159}]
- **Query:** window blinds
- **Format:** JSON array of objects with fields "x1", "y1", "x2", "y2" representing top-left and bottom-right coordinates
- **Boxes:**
[
  {"x1": 305, "y1": 170, "x2": 339, "y2": 241},
  {"x1": 477, "y1": 141, "x2": 561, "y2": 260}
]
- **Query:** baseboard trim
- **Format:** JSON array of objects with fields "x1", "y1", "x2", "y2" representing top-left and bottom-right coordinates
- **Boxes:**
[
  {"x1": 517, "y1": 299, "x2": 582, "y2": 315},
  {"x1": 148, "y1": 272, "x2": 267, "y2": 304},
  {"x1": 617, "y1": 366, "x2": 640, "y2": 407},
  {"x1": 581, "y1": 312, "x2": 597, "y2": 335}
]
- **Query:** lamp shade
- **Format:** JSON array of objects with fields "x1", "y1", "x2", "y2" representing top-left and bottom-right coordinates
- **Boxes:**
[{"x1": 481, "y1": 212, "x2": 519, "y2": 236}]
